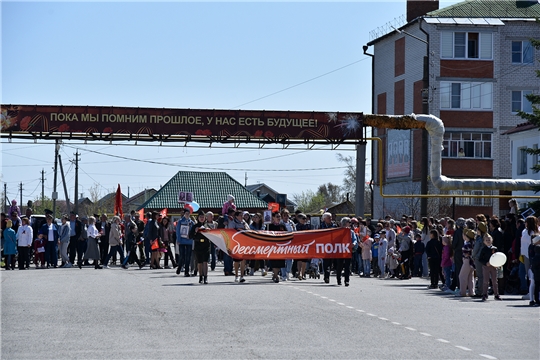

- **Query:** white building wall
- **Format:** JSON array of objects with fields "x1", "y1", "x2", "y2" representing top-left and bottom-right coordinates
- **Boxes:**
[{"x1": 509, "y1": 128, "x2": 540, "y2": 206}]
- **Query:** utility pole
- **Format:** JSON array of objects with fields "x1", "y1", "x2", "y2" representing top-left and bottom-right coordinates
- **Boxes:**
[
  {"x1": 19, "y1": 182, "x2": 23, "y2": 212},
  {"x1": 41, "y1": 169, "x2": 46, "y2": 210},
  {"x1": 3, "y1": 183, "x2": 7, "y2": 214},
  {"x1": 58, "y1": 154, "x2": 71, "y2": 214},
  {"x1": 52, "y1": 140, "x2": 59, "y2": 217},
  {"x1": 245, "y1": 172, "x2": 247, "y2": 187},
  {"x1": 72, "y1": 151, "x2": 80, "y2": 215}
]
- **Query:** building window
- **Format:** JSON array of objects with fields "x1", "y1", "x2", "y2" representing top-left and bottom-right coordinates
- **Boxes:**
[
  {"x1": 451, "y1": 190, "x2": 493, "y2": 206},
  {"x1": 511, "y1": 90, "x2": 533, "y2": 113},
  {"x1": 440, "y1": 81, "x2": 492, "y2": 110},
  {"x1": 441, "y1": 31, "x2": 492, "y2": 60},
  {"x1": 442, "y1": 132, "x2": 492, "y2": 158},
  {"x1": 518, "y1": 147, "x2": 528, "y2": 175},
  {"x1": 512, "y1": 41, "x2": 533, "y2": 64}
]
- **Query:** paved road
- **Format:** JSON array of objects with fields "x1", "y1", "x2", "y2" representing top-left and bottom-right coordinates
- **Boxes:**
[{"x1": 2, "y1": 265, "x2": 539, "y2": 359}]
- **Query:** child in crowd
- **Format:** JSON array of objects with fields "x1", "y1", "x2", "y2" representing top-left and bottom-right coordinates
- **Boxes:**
[
  {"x1": 458, "y1": 229, "x2": 476, "y2": 297},
  {"x1": 387, "y1": 247, "x2": 399, "y2": 278},
  {"x1": 377, "y1": 233, "x2": 387, "y2": 278},
  {"x1": 479, "y1": 233, "x2": 501, "y2": 301},
  {"x1": 413, "y1": 233, "x2": 424, "y2": 277},
  {"x1": 33, "y1": 233, "x2": 47, "y2": 269},
  {"x1": 440, "y1": 235, "x2": 453, "y2": 292},
  {"x1": 360, "y1": 234, "x2": 373, "y2": 277},
  {"x1": 371, "y1": 235, "x2": 379, "y2": 277}
]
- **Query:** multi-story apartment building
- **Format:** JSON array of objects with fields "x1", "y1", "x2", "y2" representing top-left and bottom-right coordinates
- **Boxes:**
[{"x1": 365, "y1": 0, "x2": 540, "y2": 219}]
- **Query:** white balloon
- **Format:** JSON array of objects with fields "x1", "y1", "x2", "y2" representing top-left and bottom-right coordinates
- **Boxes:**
[{"x1": 489, "y1": 252, "x2": 507, "y2": 267}]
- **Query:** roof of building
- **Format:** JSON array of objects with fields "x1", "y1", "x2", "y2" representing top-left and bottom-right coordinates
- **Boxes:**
[
  {"x1": 98, "y1": 192, "x2": 128, "y2": 204},
  {"x1": 425, "y1": 0, "x2": 540, "y2": 18},
  {"x1": 125, "y1": 188, "x2": 157, "y2": 205},
  {"x1": 368, "y1": 0, "x2": 540, "y2": 46},
  {"x1": 502, "y1": 121, "x2": 540, "y2": 135},
  {"x1": 245, "y1": 183, "x2": 297, "y2": 206},
  {"x1": 138, "y1": 171, "x2": 269, "y2": 210}
]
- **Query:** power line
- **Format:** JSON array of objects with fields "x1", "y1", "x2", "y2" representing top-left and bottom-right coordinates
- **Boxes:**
[
  {"x1": 64, "y1": 144, "x2": 348, "y2": 172},
  {"x1": 231, "y1": 57, "x2": 370, "y2": 109}
]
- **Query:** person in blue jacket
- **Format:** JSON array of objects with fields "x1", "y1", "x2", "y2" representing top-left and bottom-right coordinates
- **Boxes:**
[
  {"x1": 176, "y1": 208, "x2": 194, "y2": 277},
  {"x1": 3, "y1": 220, "x2": 17, "y2": 270}
]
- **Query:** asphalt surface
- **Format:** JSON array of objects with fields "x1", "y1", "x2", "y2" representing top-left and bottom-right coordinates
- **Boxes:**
[{"x1": 1, "y1": 264, "x2": 539, "y2": 360}]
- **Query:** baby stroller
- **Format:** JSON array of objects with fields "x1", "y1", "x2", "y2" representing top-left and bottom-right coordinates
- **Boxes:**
[{"x1": 307, "y1": 258, "x2": 321, "y2": 279}]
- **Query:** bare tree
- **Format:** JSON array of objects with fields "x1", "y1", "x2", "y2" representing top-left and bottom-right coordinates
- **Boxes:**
[{"x1": 336, "y1": 153, "x2": 356, "y2": 201}]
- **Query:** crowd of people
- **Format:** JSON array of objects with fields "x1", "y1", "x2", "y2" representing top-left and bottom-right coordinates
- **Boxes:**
[{"x1": 2, "y1": 196, "x2": 540, "y2": 305}]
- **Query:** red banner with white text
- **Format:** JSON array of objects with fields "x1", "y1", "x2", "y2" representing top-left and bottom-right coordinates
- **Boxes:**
[{"x1": 202, "y1": 228, "x2": 352, "y2": 260}]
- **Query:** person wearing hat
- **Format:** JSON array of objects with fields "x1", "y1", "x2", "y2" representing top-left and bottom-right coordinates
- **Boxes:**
[
  {"x1": 3, "y1": 219, "x2": 17, "y2": 270},
  {"x1": 176, "y1": 207, "x2": 194, "y2": 276},
  {"x1": 472, "y1": 222, "x2": 488, "y2": 298},
  {"x1": 458, "y1": 228, "x2": 477, "y2": 297},
  {"x1": 222, "y1": 195, "x2": 236, "y2": 217}
]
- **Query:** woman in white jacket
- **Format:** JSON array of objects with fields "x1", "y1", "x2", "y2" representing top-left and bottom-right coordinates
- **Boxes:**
[{"x1": 16, "y1": 217, "x2": 33, "y2": 270}]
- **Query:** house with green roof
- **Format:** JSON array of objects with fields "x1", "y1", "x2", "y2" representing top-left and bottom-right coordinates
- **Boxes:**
[
  {"x1": 137, "y1": 171, "x2": 269, "y2": 216},
  {"x1": 365, "y1": 0, "x2": 540, "y2": 219}
]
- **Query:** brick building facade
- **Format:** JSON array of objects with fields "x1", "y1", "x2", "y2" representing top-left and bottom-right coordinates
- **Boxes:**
[{"x1": 365, "y1": 0, "x2": 540, "y2": 219}]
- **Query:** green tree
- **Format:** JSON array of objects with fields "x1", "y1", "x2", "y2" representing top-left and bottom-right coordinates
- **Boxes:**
[
  {"x1": 291, "y1": 190, "x2": 326, "y2": 214},
  {"x1": 317, "y1": 182, "x2": 342, "y2": 206}
]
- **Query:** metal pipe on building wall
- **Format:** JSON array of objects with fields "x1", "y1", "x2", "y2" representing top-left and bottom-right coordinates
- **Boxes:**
[{"x1": 363, "y1": 113, "x2": 540, "y2": 196}]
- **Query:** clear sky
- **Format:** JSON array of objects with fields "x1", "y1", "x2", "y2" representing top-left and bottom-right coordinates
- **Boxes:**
[{"x1": 1, "y1": 0, "x2": 460, "y2": 208}]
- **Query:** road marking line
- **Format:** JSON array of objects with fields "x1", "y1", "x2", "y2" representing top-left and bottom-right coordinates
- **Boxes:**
[
  {"x1": 337, "y1": 302, "x2": 345, "y2": 305},
  {"x1": 320, "y1": 296, "x2": 328, "y2": 299},
  {"x1": 378, "y1": 317, "x2": 388, "y2": 321},
  {"x1": 312, "y1": 293, "x2": 319, "y2": 296},
  {"x1": 405, "y1": 327, "x2": 416, "y2": 331},
  {"x1": 455, "y1": 346, "x2": 471, "y2": 351},
  {"x1": 346, "y1": 306, "x2": 354, "y2": 309},
  {"x1": 367, "y1": 313, "x2": 376, "y2": 316},
  {"x1": 306, "y1": 291, "x2": 313, "y2": 294},
  {"x1": 479, "y1": 354, "x2": 497, "y2": 359},
  {"x1": 328, "y1": 299, "x2": 336, "y2": 302},
  {"x1": 437, "y1": 339, "x2": 450, "y2": 343},
  {"x1": 420, "y1": 333, "x2": 431, "y2": 337},
  {"x1": 391, "y1": 322, "x2": 401, "y2": 325},
  {"x1": 356, "y1": 309, "x2": 365, "y2": 313}
]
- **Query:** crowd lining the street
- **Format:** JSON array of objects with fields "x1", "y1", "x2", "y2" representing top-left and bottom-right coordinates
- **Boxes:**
[{"x1": 2, "y1": 197, "x2": 540, "y2": 305}]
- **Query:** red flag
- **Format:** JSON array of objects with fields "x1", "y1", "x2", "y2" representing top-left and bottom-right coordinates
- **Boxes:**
[
  {"x1": 160, "y1": 208, "x2": 168, "y2": 218},
  {"x1": 114, "y1": 184, "x2": 123, "y2": 218},
  {"x1": 138, "y1": 209, "x2": 146, "y2": 224}
]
